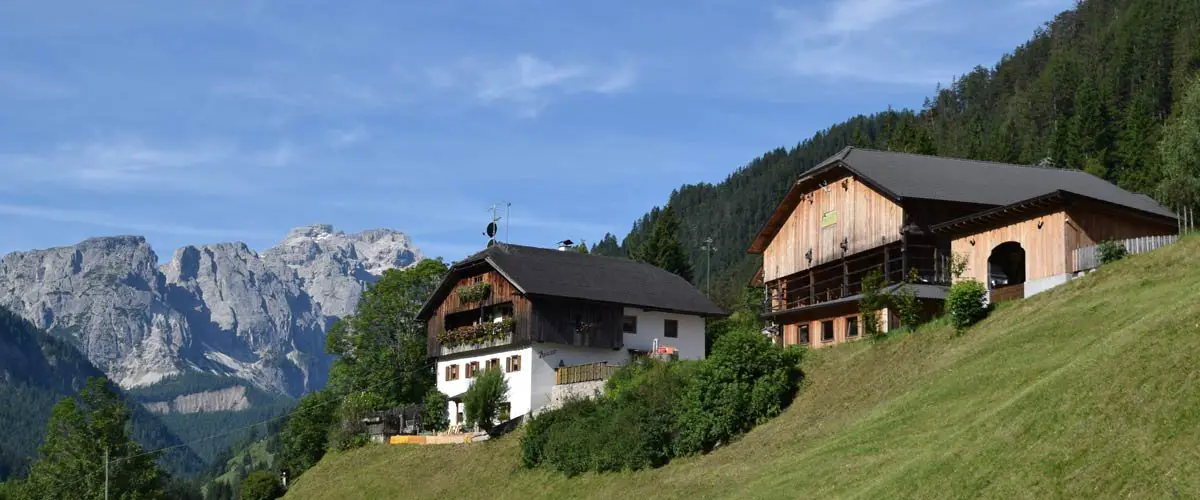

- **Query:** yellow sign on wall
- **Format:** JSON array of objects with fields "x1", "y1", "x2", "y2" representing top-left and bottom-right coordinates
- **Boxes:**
[{"x1": 821, "y1": 210, "x2": 838, "y2": 227}]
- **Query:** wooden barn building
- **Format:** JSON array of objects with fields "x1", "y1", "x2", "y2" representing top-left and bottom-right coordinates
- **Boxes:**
[{"x1": 749, "y1": 147, "x2": 1177, "y2": 349}]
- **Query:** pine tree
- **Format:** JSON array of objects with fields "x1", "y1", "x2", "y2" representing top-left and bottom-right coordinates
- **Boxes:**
[
  {"x1": 1158, "y1": 76, "x2": 1200, "y2": 208},
  {"x1": 634, "y1": 205, "x2": 694, "y2": 282},
  {"x1": 19, "y1": 378, "x2": 163, "y2": 499},
  {"x1": 590, "y1": 233, "x2": 624, "y2": 257}
]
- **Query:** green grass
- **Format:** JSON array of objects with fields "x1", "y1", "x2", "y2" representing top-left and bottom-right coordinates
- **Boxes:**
[{"x1": 287, "y1": 236, "x2": 1200, "y2": 499}]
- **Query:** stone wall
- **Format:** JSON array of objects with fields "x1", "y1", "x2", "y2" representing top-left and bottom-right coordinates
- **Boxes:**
[{"x1": 545, "y1": 380, "x2": 606, "y2": 412}]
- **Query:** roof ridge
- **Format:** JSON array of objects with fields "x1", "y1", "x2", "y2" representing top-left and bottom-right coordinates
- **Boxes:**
[{"x1": 850, "y1": 147, "x2": 1083, "y2": 172}]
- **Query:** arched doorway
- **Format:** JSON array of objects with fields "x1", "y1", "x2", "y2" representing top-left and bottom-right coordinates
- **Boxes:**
[{"x1": 987, "y1": 241, "x2": 1026, "y2": 303}]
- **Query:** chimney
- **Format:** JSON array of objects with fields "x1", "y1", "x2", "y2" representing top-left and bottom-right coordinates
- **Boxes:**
[{"x1": 556, "y1": 239, "x2": 574, "y2": 251}]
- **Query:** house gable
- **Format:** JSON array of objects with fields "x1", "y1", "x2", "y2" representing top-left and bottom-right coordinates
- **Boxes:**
[{"x1": 760, "y1": 171, "x2": 904, "y2": 282}]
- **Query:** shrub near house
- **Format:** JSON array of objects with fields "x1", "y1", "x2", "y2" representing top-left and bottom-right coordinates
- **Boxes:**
[{"x1": 521, "y1": 329, "x2": 803, "y2": 476}]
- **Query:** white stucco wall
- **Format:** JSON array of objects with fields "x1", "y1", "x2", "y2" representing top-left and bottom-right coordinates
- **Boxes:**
[
  {"x1": 621, "y1": 307, "x2": 706, "y2": 361},
  {"x1": 436, "y1": 346, "x2": 533, "y2": 428},
  {"x1": 436, "y1": 308, "x2": 709, "y2": 423}
]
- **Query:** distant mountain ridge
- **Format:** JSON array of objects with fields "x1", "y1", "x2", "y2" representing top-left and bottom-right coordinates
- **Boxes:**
[
  {"x1": 0, "y1": 305, "x2": 204, "y2": 480},
  {"x1": 0, "y1": 224, "x2": 423, "y2": 399}
]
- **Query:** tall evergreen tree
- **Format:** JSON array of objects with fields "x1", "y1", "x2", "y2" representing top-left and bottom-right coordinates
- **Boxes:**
[
  {"x1": 634, "y1": 205, "x2": 694, "y2": 282},
  {"x1": 1158, "y1": 76, "x2": 1200, "y2": 208},
  {"x1": 590, "y1": 233, "x2": 624, "y2": 257},
  {"x1": 17, "y1": 378, "x2": 163, "y2": 499}
]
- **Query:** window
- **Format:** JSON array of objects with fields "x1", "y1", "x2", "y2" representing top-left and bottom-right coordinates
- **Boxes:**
[
  {"x1": 664, "y1": 319, "x2": 678, "y2": 338},
  {"x1": 486, "y1": 358, "x2": 500, "y2": 371},
  {"x1": 498, "y1": 402, "x2": 511, "y2": 422},
  {"x1": 505, "y1": 355, "x2": 522, "y2": 373},
  {"x1": 821, "y1": 320, "x2": 835, "y2": 343},
  {"x1": 465, "y1": 361, "x2": 480, "y2": 378},
  {"x1": 622, "y1": 315, "x2": 638, "y2": 334},
  {"x1": 799, "y1": 324, "x2": 810, "y2": 345},
  {"x1": 846, "y1": 316, "x2": 859, "y2": 338},
  {"x1": 444, "y1": 364, "x2": 460, "y2": 381}
]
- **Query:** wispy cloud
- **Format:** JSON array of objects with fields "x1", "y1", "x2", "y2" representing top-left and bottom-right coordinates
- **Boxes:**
[
  {"x1": 0, "y1": 203, "x2": 262, "y2": 239},
  {"x1": 762, "y1": 0, "x2": 958, "y2": 87},
  {"x1": 0, "y1": 135, "x2": 300, "y2": 193},
  {"x1": 426, "y1": 54, "x2": 637, "y2": 117}
]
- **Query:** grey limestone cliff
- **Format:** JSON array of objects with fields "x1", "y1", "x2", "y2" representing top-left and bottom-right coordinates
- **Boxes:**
[{"x1": 0, "y1": 225, "x2": 422, "y2": 400}]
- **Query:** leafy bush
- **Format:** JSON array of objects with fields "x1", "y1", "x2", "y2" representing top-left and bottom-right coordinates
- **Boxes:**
[
  {"x1": 859, "y1": 269, "x2": 887, "y2": 337},
  {"x1": 239, "y1": 470, "x2": 284, "y2": 500},
  {"x1": 521, "y1": 398, "x2": 595, "y2": 468},
  {"x1": 328, "y1": 391, "x2": 385, "y2": 451},
  {"x1": 421, "y1": 390, "x2": 450, "y2": 432},
  {"x1": 463, "y1": 367, "x2": 508, "y2": 432},
  {"x1": 521, "y1": 328, "x2": 803, "y2": 476},
  {"x1": 892, "y1": 268, "x2": 923, "y2": 331},
  {"x1": 1097, "y1": 240, "x2": 1129, "y2": 265},
  {"x1": 674, "y1": 330, "x2": 804, "y2": 455},
  {"x1": 280, "y1": 390, "x2": 336, "y2": 478},
  {"x1": 946, "y1": 279, "x2": 989, "y2": 333}
]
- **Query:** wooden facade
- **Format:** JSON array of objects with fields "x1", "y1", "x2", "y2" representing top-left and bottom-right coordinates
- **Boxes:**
[
  {"x1": 951, "y1": 203, "x2": 1176, "y2": 287},
  {"x1": 762, "y1": 175, "x2": 904, "y2": 282},
  {"x1": 425, "y1": 265, "x2": 625, "y2": 357},
  {"x1": 425, "y1": 268, "x2": 532, "y2": 357}
]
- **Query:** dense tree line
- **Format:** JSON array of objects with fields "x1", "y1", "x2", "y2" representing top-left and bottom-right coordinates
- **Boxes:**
[
  {"x1": 612, "y1": 0, "x2": 1200, "y2": 308},
  {"x1": 278, "y1": 259, "x2": 448, "y2": 479},
  {"x1": 0, "y1": 307, "x2": 204, "y2": 483}
]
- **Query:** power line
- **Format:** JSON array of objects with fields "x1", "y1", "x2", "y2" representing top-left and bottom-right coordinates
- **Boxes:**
[{"x1": 55, "y1": 359, "x2": 439, "y2": 495}]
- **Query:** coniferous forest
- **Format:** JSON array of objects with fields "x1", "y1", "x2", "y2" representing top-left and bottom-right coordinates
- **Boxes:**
[{"x1": 609, "y1": 0, "x2": 1200, "y2": 307}]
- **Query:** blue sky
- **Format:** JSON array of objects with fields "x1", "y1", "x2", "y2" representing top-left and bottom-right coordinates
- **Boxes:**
[{"x1": 0, "y1": 0, "x2": 1074, "y2": 261}]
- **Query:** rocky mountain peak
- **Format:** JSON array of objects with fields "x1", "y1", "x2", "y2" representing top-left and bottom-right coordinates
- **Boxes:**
[{"x1": 0, "y1": 225, "x2": 423, "y2": 398}]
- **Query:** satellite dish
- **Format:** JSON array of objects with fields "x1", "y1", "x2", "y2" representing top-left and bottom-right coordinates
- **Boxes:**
[{"x1": 486, "y1": 221, "x2": 498, "y2": 238}]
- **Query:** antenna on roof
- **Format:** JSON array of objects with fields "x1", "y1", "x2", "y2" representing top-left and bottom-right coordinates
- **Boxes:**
[{"x1": 485, "y1": 204, "x2": 503, "y2": 247}]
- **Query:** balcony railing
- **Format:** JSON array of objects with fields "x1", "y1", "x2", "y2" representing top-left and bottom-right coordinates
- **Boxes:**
[
  {"x1": 765, "y1": 243, "x2": 950, "y2": 314},
  {"x1": 438, "y1": 333, "x2": 512, "y2": 356},
  {"x1": 436, "y1": 317, "x2": 516, "y2": 356},
  {"x1": 555, "y1": 362, "x2": 620, "y2": 385}
]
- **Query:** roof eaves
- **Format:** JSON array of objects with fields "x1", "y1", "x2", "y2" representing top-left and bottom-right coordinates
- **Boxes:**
[{"x1": 483, "y1": 255, "x2": 527, "y2": 295}]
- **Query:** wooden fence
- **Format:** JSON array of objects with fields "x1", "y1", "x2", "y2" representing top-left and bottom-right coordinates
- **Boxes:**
[
  {"x1": 555, "y1": 362, "x2": 619, "y2": 385},
  {"x1": 1072, "y1": 234, "x2": 1179, "y2": 272}
]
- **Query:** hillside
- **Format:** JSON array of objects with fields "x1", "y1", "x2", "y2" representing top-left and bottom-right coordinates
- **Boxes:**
[
  {"x1": 0, "y1": 306, "x2": 203, "y2": 480},
  {"x1": 615, "y1": 0, "x2": 1200, "y2": 303},
  {"x1": 286, "y1": 235, "x2": 1200, "y2": 499}
]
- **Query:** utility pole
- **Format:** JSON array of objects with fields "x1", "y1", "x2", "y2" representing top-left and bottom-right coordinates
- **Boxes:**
[
  {"x1": 700, "y1": 237, "x2": 717, "y2": 295},
  {"x1": 104, "y1": 447, "x2": 109, "y2": 500}
]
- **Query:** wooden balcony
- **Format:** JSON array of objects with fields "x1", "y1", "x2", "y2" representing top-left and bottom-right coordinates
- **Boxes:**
[
  {"x1": 437, "y1": 333, "x2": 513, "y2": 356},
  {"x1": 765, "y1": 242, "x2": 951, "y2": 314}
]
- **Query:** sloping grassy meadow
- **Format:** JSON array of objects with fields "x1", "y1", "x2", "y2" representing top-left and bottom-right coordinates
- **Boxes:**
[{"x1": 288, "y1": 236, "x2": 1200, "y2": 499}]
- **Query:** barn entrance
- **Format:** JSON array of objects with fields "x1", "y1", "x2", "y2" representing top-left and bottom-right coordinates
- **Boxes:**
[{"x1": 988, "y1": 241, "x2": 1026, "y2": 303}]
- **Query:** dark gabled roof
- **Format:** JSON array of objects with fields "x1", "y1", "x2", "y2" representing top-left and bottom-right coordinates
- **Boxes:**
[
  {"x1": 417, "y1": 244, "x2": 726, "y2": 319},
  {"x1": 930, "y1": 190, "x2": 1177, "y2": 235},
  {"x1": 748, "y1": 147, "x2": 1176, "y2": 253}
]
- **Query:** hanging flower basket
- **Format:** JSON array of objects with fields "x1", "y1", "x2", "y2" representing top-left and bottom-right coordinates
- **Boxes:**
[
  {"x1": 456, "y1": 282, "x2": 492, "y2": 303},
  {"x1": 438, "y1": 317, "x2": 514, "y2": 348}
]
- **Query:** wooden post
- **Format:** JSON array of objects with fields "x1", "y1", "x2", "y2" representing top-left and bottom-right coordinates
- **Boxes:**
[
  {"x1": 809, "y1": 269, "x2": 815, "y2": 305},
  {"x1": 884, "y1": 245, "x2": 891, "y2": 281},
  {"x1": 900, "y1": 234, "x2": 910, "y2": 283},
  {"x1": 842, "y1": 258, "x2": 849, "y2": 296}
]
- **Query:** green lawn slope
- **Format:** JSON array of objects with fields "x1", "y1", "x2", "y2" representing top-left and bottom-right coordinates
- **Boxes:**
[{"x1": 287, "y1": 236, "x2": 1200, "y2": 499}]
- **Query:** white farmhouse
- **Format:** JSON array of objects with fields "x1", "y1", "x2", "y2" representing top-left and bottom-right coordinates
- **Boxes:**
[{"x1": 417, "y1": 243, "x2": 725, "y2": 428}]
